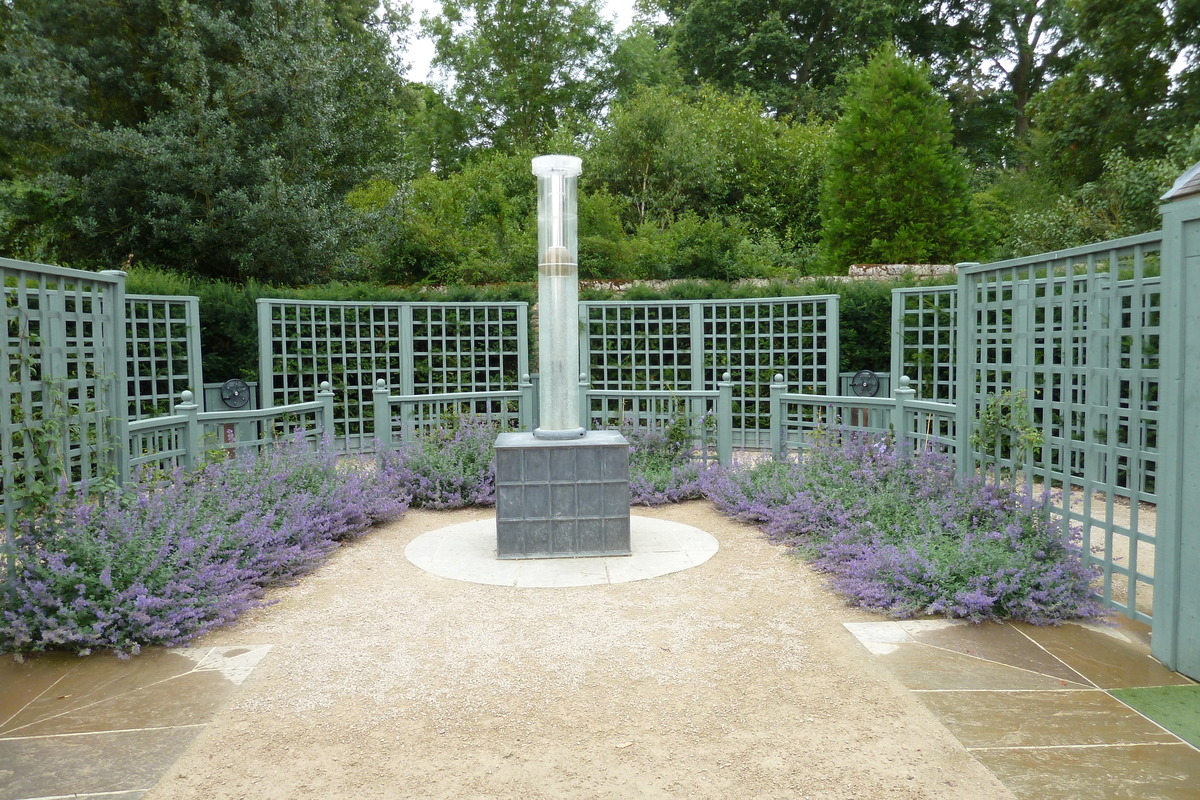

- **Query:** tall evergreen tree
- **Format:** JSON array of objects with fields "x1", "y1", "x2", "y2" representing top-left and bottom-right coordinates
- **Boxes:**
[
  {"x1": 0, "y1": 0, "x2": 409, "y2": 283},
  {"x1": 819, "y1": 48, "x2": 976, "y2": 270}
]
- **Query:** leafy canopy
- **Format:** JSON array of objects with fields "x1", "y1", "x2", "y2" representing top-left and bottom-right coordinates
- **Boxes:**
[
  {"x1": 423, "y1": 0, "x2": 615, "y2": 154},
  {"x1": 0, "y1": 0, "x2": 409, "y2": 284}
]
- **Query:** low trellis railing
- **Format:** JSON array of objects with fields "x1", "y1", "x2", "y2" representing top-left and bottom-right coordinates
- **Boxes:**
[
  {"x1": 371, "y1": 379, "x2": 527, "y2": 448},
  {"x1": 768, "y1": 375, "x2": 957, "y2": 459},
  {"x1": 583, "y1": 374, "x2": 734, "y2": 467},
  {"x1": 125, "y1": 384, "x2": 336, "y2": 476}
]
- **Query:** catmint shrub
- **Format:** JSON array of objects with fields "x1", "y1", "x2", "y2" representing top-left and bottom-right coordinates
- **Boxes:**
[
  {"x1": 706, "y1": 431, "x2": 1106, "y2": 624},
  {"x1": 378, "y1": 417, "x2": 497, "y2": 509},
  {"x1": 1, "y1": 435, "x2": 410, "y2": 656},
  {"x1": 621, "y1": 418, "x2": 709, "y2": 506}
]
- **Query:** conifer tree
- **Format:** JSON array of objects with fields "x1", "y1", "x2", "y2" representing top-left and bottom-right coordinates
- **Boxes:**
[{"x1": 820, "y1": 47, "x2": 976, "y2": 271}]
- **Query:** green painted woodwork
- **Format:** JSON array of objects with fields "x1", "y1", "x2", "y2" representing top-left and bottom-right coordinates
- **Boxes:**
[
  {"x1": 1, "y1": 258, "x2": 128, "y2": 577},
  {"x1": 582, "y1": 386, "x2": 727, "y2": 466},
  {"x1": 770, "y1": 375, "x2": 957, "y2": 460},
  {"x1": 371, "y1": 378, "x2": 525, "y2": 447},
  {"x1": 1153, "y1": 169, "x2": 1200, "y2": 679},
  {"x1": 890, "y1": 284, "x2": 959, "y2": 403},
  {"x1": 257, "y1": 299, "x2": 530, "y2": 452},
  {"x1": 125, "y1": 384, "x2": 335, "y2": 476},
  {"x1": 124, "y1": 293, "x2": 202, "y2": 420},
  {"x1": 956, "y1": 231, "x2": 1163, "y2": 626},
  {"x1": 580, "y1": 296, "x2": 840, "y2": 449}
]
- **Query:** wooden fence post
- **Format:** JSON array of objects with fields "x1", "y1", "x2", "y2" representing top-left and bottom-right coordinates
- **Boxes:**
[
  {"x1": 717, "y1": 371, "x2": 733, "y2": 467},
  {"x1": 769, "y1": 373, "x2": 785, "y2": 459},
  {"x1": 892, "y1": 375, "x2": 916, "y2": 450},
  {"x1": 174, "y1": 390, "x2": 201, "y2": 470},
  {"x1": 372, "y1": 379, "x2": 392, "y2": 450},
  {"x1": 519, "y1": 374, "x2": 536, "y2": 431},
  {"x1": 317, "y1": 381, "x2": 334, "y2": 442},
  {"x1": 578, "y1": 372, "x2": 591, "y2": 432}
]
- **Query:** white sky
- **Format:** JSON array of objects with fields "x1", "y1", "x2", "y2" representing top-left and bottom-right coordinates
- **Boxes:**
[{"x1": 401, "y1": 0, "x2": 640, "y2": 83}]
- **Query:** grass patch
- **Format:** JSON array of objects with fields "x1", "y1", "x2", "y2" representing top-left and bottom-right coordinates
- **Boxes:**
[{"x1": 1112, "y1": 686, "x2": 1200, "y2": 748}]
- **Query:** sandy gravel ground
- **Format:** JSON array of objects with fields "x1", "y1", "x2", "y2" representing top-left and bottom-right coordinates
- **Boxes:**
[{"x1": 145, "y1": 502, "x2": 1015, "y2": 800}]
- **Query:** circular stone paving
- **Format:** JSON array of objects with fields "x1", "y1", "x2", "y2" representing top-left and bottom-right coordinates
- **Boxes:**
[{"x1": 404, "y1": 515, "x2": 719, "y2": 588}]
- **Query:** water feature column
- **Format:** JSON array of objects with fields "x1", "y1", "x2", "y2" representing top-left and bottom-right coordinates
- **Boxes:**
[
  {"x1": 493, "y1": 155, "x2": 631, "y2": 558},
  {"x1": 531, "y1": 155, "x2": 584, "y2": 438}
]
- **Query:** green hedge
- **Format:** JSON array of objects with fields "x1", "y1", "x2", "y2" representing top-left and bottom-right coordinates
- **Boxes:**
[{"x1": 124, "y1": 267, "x2": 949, "y2": 385}]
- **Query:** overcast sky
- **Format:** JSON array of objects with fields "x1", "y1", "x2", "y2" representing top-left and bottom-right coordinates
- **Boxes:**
[{"x1": 401, "y1": 0, "x2": 640, "y2": 83}]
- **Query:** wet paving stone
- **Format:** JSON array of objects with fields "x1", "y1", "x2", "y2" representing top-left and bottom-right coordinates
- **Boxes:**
[
  {"x1": 0, "y1": 646, "x2": 270, "y2": 800},
  {"x1": 845, "y1": 617, "x2": 1200, "y2": 800}
]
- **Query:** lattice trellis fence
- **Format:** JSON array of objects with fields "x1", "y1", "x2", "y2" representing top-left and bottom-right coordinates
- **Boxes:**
[
  {"x1": 580, "y1": 296, "x2": 839, "y2": 448},
  {"x1": 125, "y1": 293, "x2": 202, "y2": 420},
  {"x1": 891, "y1": 284, "x2": 958, "y2": 403},
  {"x1": 956, "y1": 232, "x2": 1162, "y2": 624},
  {"x1": 2, "y1": 259, "x2": 128, "y2": 570},
  {"x1": 257, "y1": 299, "x2": 529, "y2": 451}
]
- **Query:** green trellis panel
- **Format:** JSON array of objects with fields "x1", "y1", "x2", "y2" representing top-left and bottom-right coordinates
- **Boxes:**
[
  {"x1": 891, "y1": 285, "x2": 958, "y2": 402},
  {"x1": 2, "y1": 258, "x2": 128, "y2": 573},
  {"x1": 124, "y1": 293, "x2": 202, "y2": 419},
  {"x1": 257, "y1": 299, "x2": 529, "y2": 451},
  {"x1": 580, "y1": 296, "x2": 839, "y2": 448},
  {"x1": 956, "y1": 232, "x2": 1162, "y2": 624},
  {"x1": 1155, "y1": 176, "x2": 1200, "y2": 679}
]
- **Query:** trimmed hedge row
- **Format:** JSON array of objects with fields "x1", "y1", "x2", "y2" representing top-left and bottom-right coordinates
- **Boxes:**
[{"x1": 123, "y1": 267, "x2": 953, "y2": 384}]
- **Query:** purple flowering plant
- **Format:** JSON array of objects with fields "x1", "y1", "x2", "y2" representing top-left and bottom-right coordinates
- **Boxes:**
[
  {"x1": 611, "y1": 413, "x2": 710, "y2": 506},
  {"x1": 2, "y1": 416, "x2": 1108, "y2": 658},
  {"x1": 376, "y1": 416, "x2": 498, "y2": 509},
  {"x1": 1, "y1": 433, "x2": 412, "y2": 656},
  {"x1": 705, "y1": 429, "x2": 1107, "y2": 624}
]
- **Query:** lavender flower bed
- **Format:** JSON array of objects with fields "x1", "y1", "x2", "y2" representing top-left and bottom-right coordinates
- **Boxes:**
[
  {"x1": 378, "y1": 418, "x2": 497, "y2": 509},
  {"x1": 704, "y1": 432, "x2": 1107, "y2": 624},
  {"x1": 1, "y1": 435, "x2": 412, "y2": 656},
  {"x1": 1, "y1": 421, "x2": 1106, "y2": 657},
  {"x1": 624, "y1": 423, "x2": 708, "y2": 506},
  {"x1": 377, "y1": 417, "x2": 704, "y2": 507}
]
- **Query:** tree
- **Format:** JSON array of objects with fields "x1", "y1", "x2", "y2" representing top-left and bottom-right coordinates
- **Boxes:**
[
  {"x1": 1030, "y1": 0, "x2": 1184, "y2": 183},
  {"x1": 0, "y1": 0, "x2": 410, "y2": 283},
  {"x1": 422, "y1": 0, "x2": 615, "y2": 153},
  {"x1": 1166, "y1": 0, "x2": 1200, "y2": 131},
  {"x1": 610, "y1": 22, "x2": 684, "y2": 103},
  {"x1": 984, "y1": 0, "x2": 1078, "y2": 139},
  {"x1": 588, "y1": 85, "x2": 831, "y2": 247},
  {"x1": 820, "y1": 48, "x2": 976, "y2": 270},
  {"x1": 669, "y1": 0, "x2": 903, "y2": 117}
]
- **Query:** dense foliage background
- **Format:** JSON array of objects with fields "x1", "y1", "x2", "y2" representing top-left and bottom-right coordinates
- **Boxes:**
[
  {"x1": 3, "y1": 0, "x2": 1200, "y2": 281},
  {"x1": 123, "y1": 266, "x2": 904, "y2": 382}
]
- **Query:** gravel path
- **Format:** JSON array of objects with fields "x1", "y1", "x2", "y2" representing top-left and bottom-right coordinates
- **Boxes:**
[{"x1": 145, "y1": 502, "x2": 1014, "y2": 800}]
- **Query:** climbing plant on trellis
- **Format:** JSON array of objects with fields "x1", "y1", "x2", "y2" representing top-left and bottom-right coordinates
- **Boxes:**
[{"x1": 2, "y1": 259, "x2": 128, "y2": 573}]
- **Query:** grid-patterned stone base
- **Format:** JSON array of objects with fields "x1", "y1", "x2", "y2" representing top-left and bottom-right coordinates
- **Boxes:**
[{"x1": 495, "y1": 431, "x2": 631, "y2": 559}]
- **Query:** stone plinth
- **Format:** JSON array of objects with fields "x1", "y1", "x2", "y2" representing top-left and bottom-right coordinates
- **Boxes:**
[{"x1": 495, "y1": 431, "x2": 631, "y2": 559}]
